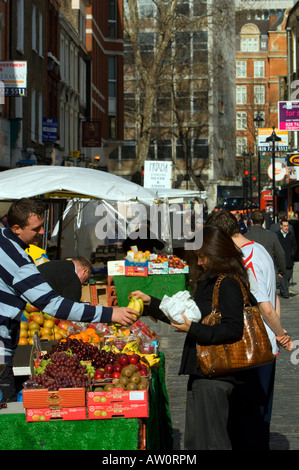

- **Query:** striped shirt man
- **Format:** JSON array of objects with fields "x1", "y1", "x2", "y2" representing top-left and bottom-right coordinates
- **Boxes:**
[{"x1": 0, "y1": 227, "x2": 113, "y2": 366}]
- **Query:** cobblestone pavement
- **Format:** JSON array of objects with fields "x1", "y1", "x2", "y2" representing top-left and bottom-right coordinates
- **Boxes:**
[{"x1": 143, "y1": 262, "x2": 299, "y2": 451}]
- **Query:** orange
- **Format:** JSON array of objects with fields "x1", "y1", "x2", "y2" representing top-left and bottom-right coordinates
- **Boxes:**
[
  {"x1": 85, "y1": 328, "x2": 97, "y2": 336},
  {"x1": 19, "y1": 329, "x2": 28, "y2": 338},
  {"x1": 18, "y1": 337, "x2": 28, "y2": 345}
]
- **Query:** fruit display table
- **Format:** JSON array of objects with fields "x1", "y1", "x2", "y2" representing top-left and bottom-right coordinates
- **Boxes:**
[
  {"x1": 0, "y1": 353, "x2": 173, "y2": 451},
  {"x1": 113, "y1": 273, "x2": 188, "y2": 307}
]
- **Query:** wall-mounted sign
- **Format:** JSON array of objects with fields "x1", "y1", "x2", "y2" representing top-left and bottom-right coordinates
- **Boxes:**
[
  {"x1": 267, "y1": 162, "x2": 287, "y2": 181},
  {"x1": 278, "y1": 101, "x2": 299, "y2": 131},
  {"x1": 82, "y1": 120, "x2": 101, "y2": 147},
  {"x1": 0, "y1": 61, "x2": 27, "y2": 96},
  {"x1": 288, "y1": 154, "x2": 299, "y2": 166},
  {"x1": 42, "y1": 118, "x2": 58, "y2": 142}
]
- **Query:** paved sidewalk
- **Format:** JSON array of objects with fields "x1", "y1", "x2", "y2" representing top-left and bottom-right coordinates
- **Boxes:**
[{"x1": 144, "y1": 262, "x2": 299, "y2": 451}]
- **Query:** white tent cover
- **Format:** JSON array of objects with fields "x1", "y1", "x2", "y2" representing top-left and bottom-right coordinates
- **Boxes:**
[{"x1": 0, "y1": 165, "x2": 203, "y2": 202}]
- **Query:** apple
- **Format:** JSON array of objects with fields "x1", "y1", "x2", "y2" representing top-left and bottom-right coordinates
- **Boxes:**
[
  {"x1": 118, "y1": 354, "x2": 129, "y2": 365},
  {"x1": 112, "y1": 372, "x2": 121, "y2": 379},
  {"x1": 29, "y1": 312, "x2": 44, "y2": 326},
  {"x1": 139, "y1": 369, "x2": 148, "y2": 376},
  {"x1": 129, "y1": 354, "x2": 140, "y2": 364},
  {"x1": 94, "y1": 371, "x2": 104, "y2": 380},
  {"x1": 25, "y1": 303, "x2": 39, "y2": 313},
  {"x1": 58, "y1": 320, "x2": 70, "y2": 331},
  {"x1": 104, "y1": 364, "x2": 114, "y2": 373},
  {"x1": 44, "y1": 319, "x2": 55, "y2": 329},
  {"x1": 113, "y1": 362, "x2": 122, "y2": 373},
  {"x1": 103, "y1": 372, "x2": 112, "y2": 379}
]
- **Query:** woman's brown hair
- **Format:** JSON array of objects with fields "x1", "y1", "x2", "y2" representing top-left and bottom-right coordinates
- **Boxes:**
[{"x1": 193, "y1": 224, "x2": 249, "y2": 288}]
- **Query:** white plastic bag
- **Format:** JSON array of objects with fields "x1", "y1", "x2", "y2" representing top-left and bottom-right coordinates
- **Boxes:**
[{"x1": 159, "y1": 290, "x2": 202, "y2": 324}]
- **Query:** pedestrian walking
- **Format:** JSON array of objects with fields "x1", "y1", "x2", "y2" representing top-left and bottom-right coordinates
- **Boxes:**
[{"x1": 275, "y1": 219, "x2": 297, "y2": 299}]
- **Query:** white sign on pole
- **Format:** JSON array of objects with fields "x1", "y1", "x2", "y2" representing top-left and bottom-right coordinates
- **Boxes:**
[
  {"x1": 258, "y1": 128, "x2": 288, "y2": 152},
  {"x1": 144, "y1": 161, "x2": 172, "y2": 189}
]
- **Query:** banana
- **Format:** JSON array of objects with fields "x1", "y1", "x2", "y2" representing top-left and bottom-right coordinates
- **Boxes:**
[
  {"x1": 127, "y1": 295, "x2": 143, "y2": 319},
  {"x1": 137, "y1": 298, "x2": 144, "y2": 315}
]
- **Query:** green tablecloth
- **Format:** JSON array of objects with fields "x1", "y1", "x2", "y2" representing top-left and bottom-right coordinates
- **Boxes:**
[
  {"x1": 113, "y1": 274, "x2": 187, "y2": 307},
  {"x1": 0, "y1": 354, "x2": 173, "y2": 451}
]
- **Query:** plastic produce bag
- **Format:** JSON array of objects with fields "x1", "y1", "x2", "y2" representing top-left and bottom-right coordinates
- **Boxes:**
[{"x1": 159, "y1": 290, "x2": 201, "y2": 324}]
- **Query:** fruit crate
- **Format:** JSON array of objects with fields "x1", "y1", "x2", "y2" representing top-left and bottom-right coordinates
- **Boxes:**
[
  {"x1": 124, "y1": 260, "x2": 148, "y2": 277},
  {"x1": 22, "y1": 387, "x2": 86, "y2": 409},
  {"x1": 88, "y1": 402, "x2": 148, "y2": 419},
  {"x1": 87, "y1": 382, "x2": 149, "y2": 419},
  {"x1": 87, "y1": 385, "x2": 148, "y2": 406},
  {"x1": 148, "y1": 260, "x2": 169, "y2": 275},
  {"x1": 26, "y1": 407, "x2": 87, "y2": 422}
]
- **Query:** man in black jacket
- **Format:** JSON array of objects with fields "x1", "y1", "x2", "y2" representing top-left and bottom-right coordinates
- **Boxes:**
[
  {"x1": 275, "y1": 219, "x2": 297, "y2": 299},
  {"x1": 244, "y1": 210, "x2": 286, "y2": 280},
  {"x1": 37, "y1": 256, "x2": 92, "y2": 302}
]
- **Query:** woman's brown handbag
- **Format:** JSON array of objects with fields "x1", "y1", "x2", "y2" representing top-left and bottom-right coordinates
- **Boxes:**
[{"x1": 197, "y1": 274, "x2": 275, "y2": 377}]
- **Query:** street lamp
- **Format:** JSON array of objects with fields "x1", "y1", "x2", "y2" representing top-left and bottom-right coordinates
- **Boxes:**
[
  {"x1": 253, "y1": 112, "x2": 264, "y2": 209},
  {"x1": 266, "y1": 127, "x2": 281, "y2": 223}
]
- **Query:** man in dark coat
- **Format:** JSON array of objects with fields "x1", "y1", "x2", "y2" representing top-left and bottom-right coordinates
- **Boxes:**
[
  {"x1": 275, "y1": 219, "x2": 297, "y2": 299},
  {"x1": 38, "y1": 256, "x2": 92, "y2": 302}
]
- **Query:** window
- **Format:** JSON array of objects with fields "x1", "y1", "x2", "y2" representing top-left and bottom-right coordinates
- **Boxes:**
[
  {"x1": 31, "y1": 89, "x2": 36, "y2": 141},
  {"x1": 236, "y1": 61, "x2": 246, "y2": 78},
  {"x1": 39, "y1": 12, "x2": 43, "y2": 57},
  {"x1": 236, "y1": 85, "x2": 247, "y2": 104},
  {"x1": 236, "y1": 137, "x2": 247, "y2": 156},
  {"x1": 254, "y1": 61, "x2": 264, "y2": 78},
  {"x1": 32, "y1": 6, "x2": 36, "y2": 51},
  {"x1": 108, "y1": 0, "x2": 117, "y2": 38},
  {"x1": 109, "y1": 56, "x2": 117, "y2": 138},
  {"x1": 254, "y1": 85, "x2": 265, "y2": 104},
  {"x1": 139, "y1": 0, "x2": 155, "y2": 18},
  {"x1": 236, "y1": 112, "x2": 247, "y2": 130},
  {"x1": 38, "y1": 93, "x2": 43, "y2": 144},
  {"x1": 17, "y1": 0, "x2": 24, "y2": 52},
  {"x1": 241, "y1": 37, "x2": 259, "y2": 52}
]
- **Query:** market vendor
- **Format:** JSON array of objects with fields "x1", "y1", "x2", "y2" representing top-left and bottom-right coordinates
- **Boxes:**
[
  {"x1": 37, "y1": 256, "x2": 92, "y2": 302},
  {"x1": 0, "y1": 198, "x2": 137, "y2": 402},
  {"x1": 122, "y1": 219, "x2": 165, "y2": 253}
]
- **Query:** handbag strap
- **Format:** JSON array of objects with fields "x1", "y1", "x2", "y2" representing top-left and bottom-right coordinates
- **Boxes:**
[{"x1": 212, "y1": 274, "x2": 250, "y2": 312}]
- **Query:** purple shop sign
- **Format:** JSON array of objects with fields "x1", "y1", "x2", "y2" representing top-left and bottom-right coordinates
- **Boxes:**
[{"x1": 278, "y1": 101, "x2": 299, "y2": 131}]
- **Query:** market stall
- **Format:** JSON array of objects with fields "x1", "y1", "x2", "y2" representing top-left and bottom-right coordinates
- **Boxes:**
[{"x1": 0, "y1": 165, "x2": 198, "y2": 451}]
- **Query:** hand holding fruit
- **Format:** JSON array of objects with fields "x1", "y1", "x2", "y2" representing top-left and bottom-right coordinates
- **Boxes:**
[
  {"x1": 111, "y1": 307, "x2": 138, "y2": 326},
  {"x1": 127, "y1": 295, "x2": 144, "y2": 319},
  {"x1": 129, "y1": 291, "x2": 151, "y2": 307}
]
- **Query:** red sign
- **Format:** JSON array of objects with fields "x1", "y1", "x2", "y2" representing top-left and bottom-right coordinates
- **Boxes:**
[{"x1": 82, "y1": 120, "x2": 101, "y2": 147}]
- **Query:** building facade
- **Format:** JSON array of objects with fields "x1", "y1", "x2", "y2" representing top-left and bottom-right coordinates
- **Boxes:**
[
  {"x1": 110, "y1": 0, "x2": 236, "y2": 209},
  {"x1": 235, "y1": 0, "x2": 295, "y2": 205}
]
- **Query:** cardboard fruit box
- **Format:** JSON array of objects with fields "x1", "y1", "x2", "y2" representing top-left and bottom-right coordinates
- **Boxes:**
[
  {"x1": 88, "y1": 402, "x2": 148, "y2": 419},
  {"x1": 87, "y1": 386, "x2": 148, "y2": 406},
  {"x1": 22, "y1": 387, "x2": 86, "y2": 409},
  {"x1": 26, "y1": 407, "x2": 87, "y2": 422},
  {"x1": 125, "y1": 260, "x2": 148, "y2": 277},
  {"x1": 87, "y1": 383, "x2": 149, "y2": 419}
]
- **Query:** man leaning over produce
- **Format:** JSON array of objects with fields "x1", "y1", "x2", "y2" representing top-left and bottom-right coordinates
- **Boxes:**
[{"x1": 0, "y1": 198, "x2": 137, "y2": 402}]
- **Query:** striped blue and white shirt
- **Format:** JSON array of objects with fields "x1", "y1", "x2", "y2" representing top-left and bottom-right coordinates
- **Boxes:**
[{"x1": 0, "y1": 228, "x2": 113, "y2": 366}]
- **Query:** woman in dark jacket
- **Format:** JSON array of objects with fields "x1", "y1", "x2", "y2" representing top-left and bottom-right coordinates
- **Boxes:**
[{"x1": 131, "y1": 225, "x2": 254, "y2": 450}]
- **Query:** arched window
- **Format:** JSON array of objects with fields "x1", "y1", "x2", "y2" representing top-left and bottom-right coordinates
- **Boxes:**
[{"x1": 240, "y1": 24, "x2": 260, "y2": 52}]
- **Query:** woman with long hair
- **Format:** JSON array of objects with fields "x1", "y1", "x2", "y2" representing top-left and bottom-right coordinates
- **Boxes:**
[{"x1": 130, "y1": 225, "x2": 254, "y2": 450}]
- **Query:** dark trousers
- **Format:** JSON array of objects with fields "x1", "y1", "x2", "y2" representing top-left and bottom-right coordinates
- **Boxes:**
[
  {"x1": 0, "y1": 365, "x2": 17, "y2": 402},
  {"x1": 184, "y1": 376, "x2": 235, "y2": 450},
  {"x1": 280, "y1": 267, "x2": 293, "y2": 296},
  {"x1": 228, "y1": 360, "x2": 276, "y2": 450}
]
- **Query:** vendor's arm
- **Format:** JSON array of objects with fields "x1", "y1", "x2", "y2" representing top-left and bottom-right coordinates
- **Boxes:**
[{"x1": 14, "y1": 263, "x2": 136, "y2": 327}]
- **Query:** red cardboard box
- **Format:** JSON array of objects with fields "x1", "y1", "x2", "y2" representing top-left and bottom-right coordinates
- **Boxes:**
[
  {"x1": 87, "y1": 387, "x2": 148, "y2": 406},
  {"x1": 125, "y1": 260, "x2": 148, "y2": 277},
  {"x1": 22, "y1": 387, "x2": 86, "y2": 409},
  {"x1": 88, "y1": 403, "x2": 148, "y2": 419},
  {"x1": 26, "y1": 407, "x2": 87, "y2": 422}
]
